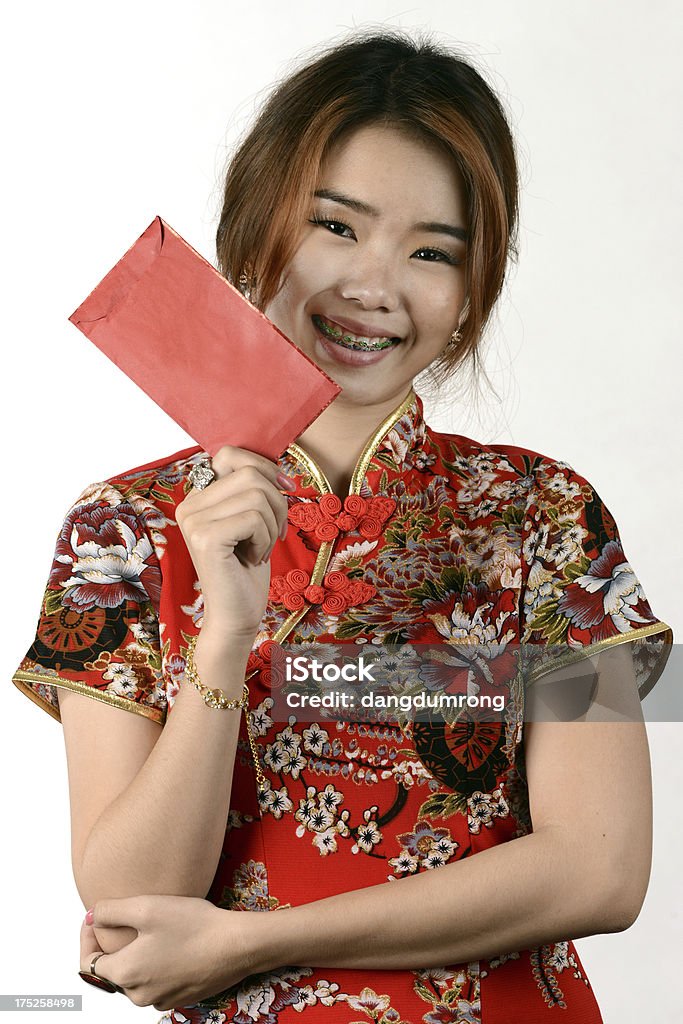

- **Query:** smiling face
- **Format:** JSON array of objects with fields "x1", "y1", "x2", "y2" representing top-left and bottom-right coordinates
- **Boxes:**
[{"x1": 264, "y1": 123, "x2": 469, "y2": 408}]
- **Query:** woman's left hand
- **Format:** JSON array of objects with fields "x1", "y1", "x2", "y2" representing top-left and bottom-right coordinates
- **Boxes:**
[{"x1": 79, "y1": 895, "x2": 256, "y2": 1011}]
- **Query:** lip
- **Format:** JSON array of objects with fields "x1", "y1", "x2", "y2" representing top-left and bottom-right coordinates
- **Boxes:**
[
  {"x1": 315, "y1": 312, "x2": 403, "y2": 342},
  {"x1": 311, "y1": 317, "x2": 401, "y2": 367}
]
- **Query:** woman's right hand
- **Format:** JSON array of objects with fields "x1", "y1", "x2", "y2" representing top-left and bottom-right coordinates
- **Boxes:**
[{"x1": 175, "y1": 447, "x2": 292, "y2": 646}]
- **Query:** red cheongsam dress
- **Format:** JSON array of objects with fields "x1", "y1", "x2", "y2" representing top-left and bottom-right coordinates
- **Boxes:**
[{"x1": 13, "y1": 389, "x2": 673, "y2": 1024}]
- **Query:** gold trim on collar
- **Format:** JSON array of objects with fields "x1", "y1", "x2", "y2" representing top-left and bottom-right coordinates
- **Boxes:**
[
  {"x1": 286, "y1": 443, "x2": 333, "y2": 494},
  {"x1": 286, "y1": 388, "x2": 417, "y2": 497},
  {"x1": 349, "y1": 388, "x2": 417, "y2": 494},
  {"x1": 271, "y1": 390, "x2": 417, "y2": 649}
]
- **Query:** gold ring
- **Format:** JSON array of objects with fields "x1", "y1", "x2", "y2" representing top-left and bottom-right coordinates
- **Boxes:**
[{"x1": 90, "y1": 952, "x2": 107, "y2": 976}]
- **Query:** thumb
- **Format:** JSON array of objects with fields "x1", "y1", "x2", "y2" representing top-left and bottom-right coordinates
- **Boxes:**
[{"x1": 79, "y1": 919, "x2": 102, "y2": 969}]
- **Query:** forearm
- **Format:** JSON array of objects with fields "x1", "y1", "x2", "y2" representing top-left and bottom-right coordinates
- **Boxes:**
[
  {"x1": 248, "y1": 827, "x2": 626, "y2": 973},
  {"x1": 78, "y1": 633, "x2": 253, "y2": 905}
]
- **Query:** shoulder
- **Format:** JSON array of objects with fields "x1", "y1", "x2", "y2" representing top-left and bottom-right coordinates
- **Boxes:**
[
  {"x1": 423, "y1": 422, "x2": 593, "y2": 498},
  {"x1": 67, "y1": 444, "x2": 206, "y2": 518},
  {"x1": 55, "y1": 445, "x2": 207, "y2": 576},
  {"x1": 107, "y1": 444, "x2": 205, "y2": 498}
]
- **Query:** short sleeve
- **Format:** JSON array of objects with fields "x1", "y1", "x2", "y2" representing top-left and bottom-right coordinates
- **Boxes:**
[
  {"x1": 12, "y1": 481, "x2": 166, "y2": 724},
  {"x1": 519, "y1": 459, "x2": 673, "y2": 699}
]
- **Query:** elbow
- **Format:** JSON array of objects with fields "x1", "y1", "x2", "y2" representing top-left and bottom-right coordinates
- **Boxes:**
[
  {"x1": 75, "y1": 876, "x2": 207, "y2": 909},
  {"x1": 590, "y1": 848, "x2": 651, "y2": 934},
  {"x1": 72, "y1": 851, "x2": 102, "y2": 910},
  {"x1": 599, "y1": 899, "x2": 644, "y2": 934},
  {"x1": 75, "y1": 849, "x2": 209, "y2": 906},
  {"x1": 554, "y1": 825, "x2": 651, "y2": 937},
  {"x1": 599, "y1": 882, "x2": 648, "y2": 934},
  {"x1": 75, "y1": 824, "x2": 221, "y2": 903}
]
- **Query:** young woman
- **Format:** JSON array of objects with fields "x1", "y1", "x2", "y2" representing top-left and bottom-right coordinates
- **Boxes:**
[{"x1": 13, "y1": 31, "x2": 672, "y2": 1024}]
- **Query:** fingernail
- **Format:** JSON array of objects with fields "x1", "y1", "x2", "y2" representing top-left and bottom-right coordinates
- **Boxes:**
[
  {"x1": 85, "y1": 908, "x2": 94, "y2": 925},
  {"x1": 276, "y1": 472, "x2": 296, "y2": 492},
  {"x1": 260, "y1": 546, "x2": 273, "y2": 565},
  {"x1": 279, "y1": 520, "x2": 288, "y2": 541}
]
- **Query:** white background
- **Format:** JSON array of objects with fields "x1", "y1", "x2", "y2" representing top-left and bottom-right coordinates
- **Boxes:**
[{"x1": 1, "y1": 1, "x2": 681, "y2": 1022}]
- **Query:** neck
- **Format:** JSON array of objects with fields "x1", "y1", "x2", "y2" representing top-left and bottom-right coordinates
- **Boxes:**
[{"x1": 293, "y1": 388, "x2": 413, "y2": 497}]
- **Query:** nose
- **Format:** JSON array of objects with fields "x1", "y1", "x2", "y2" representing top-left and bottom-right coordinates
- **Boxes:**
[{"x1": 337, "y1": 247, "x2": 400, "y2": 312}]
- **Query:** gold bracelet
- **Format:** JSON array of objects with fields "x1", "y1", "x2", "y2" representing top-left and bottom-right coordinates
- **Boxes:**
[
  {"x1": 184, "y1": 635, "x2": 267, "y2": 796},
  {"x1": 185, "y1": 634, "x2": 249, "y2": 710}
]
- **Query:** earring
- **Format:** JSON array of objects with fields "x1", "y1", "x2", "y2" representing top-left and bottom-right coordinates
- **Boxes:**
[
  {"x1": 238, "y1": 269, "x2": 256, "y2": 301},
  {"x1": 448, "y1": 299, "x2": 470, "y2": 348}
]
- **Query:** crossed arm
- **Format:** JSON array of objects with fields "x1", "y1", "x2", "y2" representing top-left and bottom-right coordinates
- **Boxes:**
[
  {"x1": 252, "y1": 723, "x2": 651, "y2": 974},
  {"x1": 69, "y1": 645, "x2": 652, "y2": 1008}
]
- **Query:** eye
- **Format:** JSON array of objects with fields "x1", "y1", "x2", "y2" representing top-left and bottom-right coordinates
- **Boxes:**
[
  {"x1": 412, "y1": 247, "x2": 463, "y2": 266},
  {"x1": 309, "y1": 217, "x2": 356, "y2": 239}
]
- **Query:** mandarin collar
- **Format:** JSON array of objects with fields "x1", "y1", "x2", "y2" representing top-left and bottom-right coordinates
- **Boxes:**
[{"x1": 279, "y1": 388, "x2": 426, "y2": 496}]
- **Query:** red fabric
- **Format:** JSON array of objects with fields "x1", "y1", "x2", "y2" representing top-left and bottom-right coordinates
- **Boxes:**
[{"x1": 14, "y1": 392, "x2": 673, "y2": 1023}]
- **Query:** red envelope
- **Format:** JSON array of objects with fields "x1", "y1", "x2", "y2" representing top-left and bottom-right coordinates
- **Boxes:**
[{"x1": 68, "y1": 216, "x2": 341, "y2": 459}]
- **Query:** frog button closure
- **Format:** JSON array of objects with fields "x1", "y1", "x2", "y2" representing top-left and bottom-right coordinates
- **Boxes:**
[
  {"x1": 269, "y1": 568, "x2": 376, "y2": 615},
  {"x1": 288, "y1": 494, "x2": 397, "y2": 542}
]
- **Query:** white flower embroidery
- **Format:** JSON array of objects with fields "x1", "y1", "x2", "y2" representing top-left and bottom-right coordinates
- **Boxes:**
[
  {"x1": 467, "y1": 788, "x2": 510, "y2": 834},
  {"x1": 258, "y1": 781, "x2": 293, "y2": 820},
  {"x1": 302, "y1": 722, "x2": 329, "y2": 755},
  {"x1": 249, "y1": 698, "x2": 274, "y2": 737}
]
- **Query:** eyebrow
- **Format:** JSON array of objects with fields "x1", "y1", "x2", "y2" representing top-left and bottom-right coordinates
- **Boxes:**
[
  {"x1": 415, "y1": 220, "x2": 468, "y2": 243},
  {"x1": 314, "y1": 189, "x2": 468, "y2": 243}
]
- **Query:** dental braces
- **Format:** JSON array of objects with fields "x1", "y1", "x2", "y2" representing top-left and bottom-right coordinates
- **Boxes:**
[{"x1": 317, "y1": 319, "x2": 396, "y2": 351}]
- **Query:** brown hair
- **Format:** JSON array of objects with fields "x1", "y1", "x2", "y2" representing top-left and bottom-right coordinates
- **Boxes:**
[{"x1": 216, "y1": 29, "x2": 519, "y2": 382}]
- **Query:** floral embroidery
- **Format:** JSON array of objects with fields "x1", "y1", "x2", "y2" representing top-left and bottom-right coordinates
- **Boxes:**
[
  {"x1": 195, "y1": 966, "x2": 318, "y2": 1021},
  {"x1": 412, "y1": 968, "x2": 481, "y2": 1024},
  {"x1": 395, "y1": 819, "x2": 459, "y2": 869},
  {"x1": 249, "y1": 697, "x2": 275, "y2": 737},
  {"x1": 16, "y1": 393, "x2": 670, "y2": 1024},
  {"x1": 557, "y1": 539, "x2": 653, "y2": 642},
  {"x1": 49, "y1": 497, "x2": 162, "y2": 612},
  {"x1": 294, "y1": 783, "x2": 351, "y2": 856},
  {"x1": 352, "y1": 809, "x2": 383, "y2": 854},
  {"x1": 257, "y1": 779, "x2": 294, "y2": 819},
  {"x1": 264, "y1": 724, "x2": 307, "y2": 779},
  {"x1": 466, "y1": 788, "x2": 510, "y2": 834},
  {"x1": 530, "y1": 946, "x2": 568, "y2": 1010},
  {"x1": 343, "y1": 986, "x2": 395, "y2": 1018},
  {"x1": 218, "y1": 860, "x2": 283, "y2": 913}
]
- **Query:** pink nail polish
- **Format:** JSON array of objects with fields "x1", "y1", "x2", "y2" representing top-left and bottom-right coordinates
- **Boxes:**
[
  {"x1": 85, "y1": 908, "x2": 94, "y2": 925},
  {"x1": 276, "y1": 472, "x2": 296, "y2": 491}
]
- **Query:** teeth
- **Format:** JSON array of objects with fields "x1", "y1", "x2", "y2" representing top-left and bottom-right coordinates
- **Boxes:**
[{"x1": 313, "y1": 314, "x2": 397, "y2": 351}]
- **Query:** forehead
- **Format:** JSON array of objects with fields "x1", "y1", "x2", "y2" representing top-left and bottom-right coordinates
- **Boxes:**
[{"x1": 317, "y1": 123, "x2": 466, "y2": 223}]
